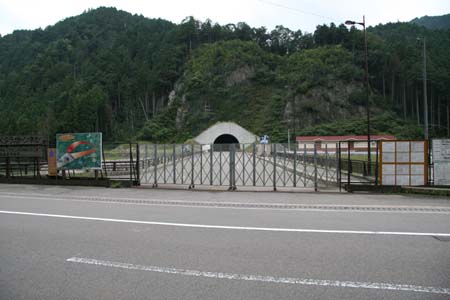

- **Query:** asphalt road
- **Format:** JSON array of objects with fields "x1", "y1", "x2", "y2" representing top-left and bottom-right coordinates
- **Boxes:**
[{"x1": 0, "y1": 184, "x2": 449, "y2": 300}]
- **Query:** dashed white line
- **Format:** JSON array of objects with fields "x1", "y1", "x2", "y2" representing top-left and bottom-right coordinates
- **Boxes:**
[
  {"x1": 0, "y1": 193, "x2": 449, "y2": 214},
  {"x1": 1, "y1": 210, "x2": 450, "y2": 237},
  {"x1": 66, "y1": 257, "x2": 450, "y2": 295}
]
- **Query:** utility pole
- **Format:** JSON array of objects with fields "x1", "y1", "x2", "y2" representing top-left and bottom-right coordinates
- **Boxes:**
[
  {"x1": 288, "y1": 129, "x2": 290, "y2": 150},
  {"x1": 417, "y1": 37, "x2": 429, "y2": 139},
  {"x1": 362, "y1": 15, "x2": 371, "y2": 175},
  {"x1": 345, "y1": 16, "x2": 371, "y2": 175},
  {"x1": 286, "y1": 85, "x2": 297, "y2": 151},
  {"x1": 447, "y1": 101, "x2": 449, "y2": 137},
  {"x1": 422, "y1": 38, "x2": 429, "y2": 140}
]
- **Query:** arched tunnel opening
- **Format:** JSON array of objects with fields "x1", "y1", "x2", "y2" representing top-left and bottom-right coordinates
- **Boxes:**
[{"x1": 213, "y1": 134, "x2": 240, "y2": 151}]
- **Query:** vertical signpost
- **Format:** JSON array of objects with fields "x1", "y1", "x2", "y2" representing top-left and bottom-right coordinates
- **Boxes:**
[{"x1": 47, "y1": 148, "x2": 57, "y2": 176}]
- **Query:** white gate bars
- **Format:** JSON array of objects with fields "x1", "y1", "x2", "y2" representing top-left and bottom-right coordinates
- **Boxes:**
[{"x1": 139, "y1": 143, "x2": 339, "y2": 190}]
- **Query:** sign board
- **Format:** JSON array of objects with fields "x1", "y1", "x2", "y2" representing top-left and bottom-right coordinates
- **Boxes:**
[
  {"x1": 47, "y1": 148, "x2": 57, "y2": 176},
  {"x1": 0, "y1": 136, "x2": 47, "y2": 145},
  {"x1": 56, "y1": 133, "x2": 102, "y2": 170},
  {"x1": 0, "y1": 146, "x2": 46, "y2": 158},
  {"x1": 260, "y1": 135, "x2": 269, "y2": 144},
  {"x1": 379, "y1": 141, "x2": 428, "y2": 186},
  {"x1": 0, "y1": 136, "x2": 47, "y2": 158},
  {"x1": 432, "y1": 139, "x2": 450, "y2": 186}
]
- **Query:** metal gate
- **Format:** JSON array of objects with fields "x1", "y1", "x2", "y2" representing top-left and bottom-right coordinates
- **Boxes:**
[{"x1": 139, "y1": 143, "x2": 339, "y2": 190}]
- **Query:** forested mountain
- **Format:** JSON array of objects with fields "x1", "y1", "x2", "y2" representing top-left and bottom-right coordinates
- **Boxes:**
[
  {"x1": 0, "y1": 7, "x2": 449, "y2": 142},
  {"x1": 411, "y1": 14, "x2": 450, "y2": 30}
]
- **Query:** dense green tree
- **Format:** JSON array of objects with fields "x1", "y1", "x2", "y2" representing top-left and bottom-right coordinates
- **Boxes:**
[{"x1": 0, "y1": 8, "x2": 449, "y2": 142}]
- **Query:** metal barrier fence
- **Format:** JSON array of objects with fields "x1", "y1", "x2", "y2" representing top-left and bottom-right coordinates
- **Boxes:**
[
  {"x1": 0, "y1": 137, "x2": 47, "y2": 178},
  {"x1": 139, "y1": 143, "x2": 340, "y2": 190},
  {"x1": 337, "y1": 141, "x2": 379, "y2": 190},
  {"x1": 0, "y1": 141, "x2": 140, "y2": 185},
  {"x1": 1, "y1": 138, "x2": 386, "y2": 190},
  {"x1": 101, "y1": 143, "x2": 139, "y2": 184}
]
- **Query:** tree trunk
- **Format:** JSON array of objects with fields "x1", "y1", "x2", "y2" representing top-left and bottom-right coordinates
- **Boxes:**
[
  {"x1": 409, "y1": 85, "x2": 414, "y2": 120},
  {"x1": 447, "y1": 101, "x2": 450, "y2": 137},
  {"x1": 430, "y1": 89, "x2": 434, "y2": 131},
  {"x1": 416, "y1": 85, "x2": 420, "y2": 126},
  {"x1": 437, "y1": 95, "x2": 441, "y2": 129},
  {"x1": 95, "y1": 111, "x2": 99, "y2": 132},
  {"x1": 391, "y1": 73, "x2": 395, "y2": 105},
  {"x1": 145, "y1": 91, "x2": 149, "y2": 116},
  {"x1": 130, "y1": 109, "x2": 134, "y2": 131},
  {"x1": 382, "y1": 73, "x2": 386, "y2": 102},
  {"x1": 117, "y1": 82, "x2": 121, "y2": 112},
  {"x1": 138, "y1": 97, "x2": 149, "y2": 122},
  {"x1": 402, "y1": 80, "x2": 407, "y2": 119},
  {"x1": 152, "y1": 91, "x2": 156, "y2": 118}
]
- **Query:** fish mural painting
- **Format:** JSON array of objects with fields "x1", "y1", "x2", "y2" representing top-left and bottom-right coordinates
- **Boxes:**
[{"x1": 56, "y1": 133, "x2": 102, "y2": 170}]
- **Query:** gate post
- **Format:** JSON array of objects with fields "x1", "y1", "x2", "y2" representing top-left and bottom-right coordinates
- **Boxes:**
[
  {"x1": 338, "y1": 142, "x2": 342, "y2": 192},
  {"x1": 219, "y1": 148, "x2": 222, "y2": 185},
  {"x1": 273, "y1": 144, "x2": 277, "y2": 191},
  {"x1": 242, "y1": 144, "x2": 245, "y2": 185},
  {"x1": 210, "y1": 144, "x2": 213, "y2": 185},
  {"x1": 200, "y1": 145, "x2": 203, "y2": 185},
  {"x1": 145, "y1": 145, "x2": 148, "y2": 183},
  {"x1": 347, "y1": 143, "x2": 351, "y2": 187},
  {"x1": 252, "y1": 143, "x2": 256, "y2": 186},
  {"x1": 190, "y1": 144, "x2": 195, "y2": 189},
  {"x1": 325, "y1": 143, "x2": 328, "y2": 187},
  {"x1": 375, "y1": 141, "x2": 379, "y2": 185},
  {"x1": 335, "y1": 143, "x2": 339, "y2": 187},
  {"x1": 153, "y1": 144, "x2": 158, "y2": 188},
  {"x1": 314, "y1": 142, "x2": 318, "y2": 192},
  {"x1": 136, "y1": 143, "x2": 140, "y2": 186},
  {"x1": 181, "y1": 145, "x2": 184, "y2": 184},
  {"x1": 129, "y1": 143, "x2": 133, "y2": 186},
  {"x1": 263, "y1": 144, "x2": 266, "y2": 185},
  {"x1": 173, "y1": 144, "x2": 176, "y2": 184},
  {"x1": 303, "y1": 144, "x2": 307, "y2": 187},
  {"x1": 163, "y1": 144, "x2": 166, "y2": 184},
  {"x1": 293, "y1": 143, "x2": 297, "y2": 187},
  {"x1": 229, "y1": 144, "x2": 236, "y2": 190}
]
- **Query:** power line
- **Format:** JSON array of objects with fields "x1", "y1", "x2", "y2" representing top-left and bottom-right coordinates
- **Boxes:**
[{"x1": 257, "y1": 0, "x2": 339, "y2": 23}]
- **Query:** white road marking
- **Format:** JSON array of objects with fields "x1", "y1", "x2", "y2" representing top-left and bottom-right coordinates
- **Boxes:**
[
  {"x1": 66, "y1": 257, "x2": 450, "y2": 295},
  {"x1": 0, "y1": 192, "x2": 449, "y2": 214},
  {"x1": 1, "y1": 210, "x2": 450, "y2": 237}
]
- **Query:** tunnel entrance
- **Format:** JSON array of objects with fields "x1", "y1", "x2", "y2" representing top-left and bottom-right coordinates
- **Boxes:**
[{"x1": 213, "y1": 134, "x2": 240, "y2": 151}]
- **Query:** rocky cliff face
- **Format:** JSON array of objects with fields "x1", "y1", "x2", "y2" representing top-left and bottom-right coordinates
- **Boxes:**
[{"x1": 285, "y1": 81, "x2": 366, "y2": 128}]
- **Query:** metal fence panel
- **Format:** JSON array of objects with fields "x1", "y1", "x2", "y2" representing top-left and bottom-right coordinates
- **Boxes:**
[{"x1": 138, "y1": 142, "x2": 342, "y2": 190}]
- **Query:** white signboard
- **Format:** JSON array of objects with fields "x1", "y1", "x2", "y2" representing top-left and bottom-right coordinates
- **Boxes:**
[
  {"x1": 380, "y1": 141, "x2": 427, "y2": 186},
  {"x1": 433, "y1": 139, "x2": 450, "y2": 186}
]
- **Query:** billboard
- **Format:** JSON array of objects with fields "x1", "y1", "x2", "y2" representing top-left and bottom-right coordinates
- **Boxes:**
[
  {"x1": 379, "y1": 140, "x2": 428, "y2": 186},
  {"x1": 56, "y1": 133, "x2": 102, "y2": 170},
  {"x1": 433, "y1": 139, "x2": 450, "y2": 186}
]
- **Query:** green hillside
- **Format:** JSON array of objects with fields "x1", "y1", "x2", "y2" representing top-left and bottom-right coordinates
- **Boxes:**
[
  {"x1": 411, "y1": 14, "x2": 450, "y2": 30},
  {"x1": 0, "y1": 7, "x2": 449, "y2": 142}
]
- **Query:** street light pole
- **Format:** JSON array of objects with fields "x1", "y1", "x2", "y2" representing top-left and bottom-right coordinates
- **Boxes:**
[
  {"x1": 418, "y1": 37, "x2": 429, "y2": 140},
  {"x1": 345, "y1": 16, "x2": 371, "y2": 175},
  {"x1": 288, "y1": 128, "x2": 290, "y2": 150},
  {"x1": 286, "y1": 85, "x2": 297, "y2": 150}
]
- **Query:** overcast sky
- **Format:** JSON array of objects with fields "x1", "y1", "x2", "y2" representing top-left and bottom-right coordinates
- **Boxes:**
[{"x1": 0, "y1": 0, "x2": 449, "y2": 36}]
